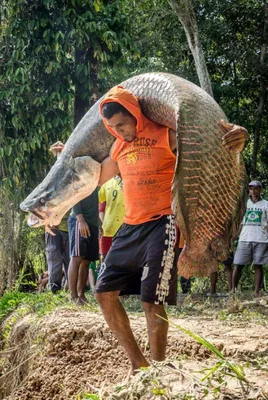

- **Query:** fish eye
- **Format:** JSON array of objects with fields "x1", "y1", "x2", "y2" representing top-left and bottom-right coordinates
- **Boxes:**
[{"x1": 40, "y1": 198, "x2": 46, "y2": 204}]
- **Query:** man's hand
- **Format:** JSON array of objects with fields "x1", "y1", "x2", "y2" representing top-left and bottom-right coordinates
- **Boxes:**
[
  {"x1": 76, "y1": 214, "x2": 90, "y2": 237},
  {"x1": 221, "y1": 120, "x2": 248, "y2": 153},
  {"x1": 79, "y1": 220, "x2": 91, "y2": 238},
  {"x1": 49, "y1": 141, "x2": 65, "y2": 157}
]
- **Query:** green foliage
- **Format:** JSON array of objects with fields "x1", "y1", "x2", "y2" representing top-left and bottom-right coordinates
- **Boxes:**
[
  {"x1": 193, "y1": 0, "x2": 268, "y2": 180},
  {"x1": 0, "y1": 0, "x2": 134, "y2": 201},
  {"x1": 0, "y1": 291, "x2": 31, "y2": 322},
  {"x1": 0, "y1": 290, "x2": 71, "y2": 342},
  {"x1": 18, "y1": 219, "x2": 47, "y2": 284}
]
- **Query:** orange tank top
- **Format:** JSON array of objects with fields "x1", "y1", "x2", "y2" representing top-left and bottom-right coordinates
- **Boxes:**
[{"x1": 111, "y1": 119, "x2": 176, "y2": 225}]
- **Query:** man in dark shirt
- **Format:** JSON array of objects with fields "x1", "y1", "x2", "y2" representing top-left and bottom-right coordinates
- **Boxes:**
[
  {"x1": 45, "y1": 214, "x2": 69, "y2": 293},
  {"x1": 50, "y1": 141, "x2": 99, "y2": 304},
  {"x1": 68, "y1": 193, "x2": 99, "y2": 304}
]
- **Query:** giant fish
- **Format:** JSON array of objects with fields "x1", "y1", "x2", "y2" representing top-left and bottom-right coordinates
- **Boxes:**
[{"x1": 20, "y1": 73, "x2": 247, "y2": 278}]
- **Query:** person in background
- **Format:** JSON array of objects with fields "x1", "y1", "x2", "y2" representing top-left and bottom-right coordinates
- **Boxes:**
[
  {"x1": 50, "y1": 141, "x2": 99, "y2": 304},
  {"x1": 210, "y1": 255, "x2": 234, "y2": 294},
  {"x1": 68, "y1": 193, "x2": 99, "y2": 304},
  {"x1": 38, "y1": 271, "x2": 49, "y2": 293},
  {"x1": 99, "y1": 175, "x2": 125, "y2": 261},
  {"x1": 45, "y1": 142, "x2": 70, "y2": 293},
  {"x1": 232, "y1": 180, "x2": 268, "y2": 297},
  {"x1": 177, "y1": 232, "x2": 192, "y2": 294}
]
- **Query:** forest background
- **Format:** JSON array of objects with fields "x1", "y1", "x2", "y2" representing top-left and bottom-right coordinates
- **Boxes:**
[{"x1": 0, "y1": 0, "x2": 267, "y2": 294}]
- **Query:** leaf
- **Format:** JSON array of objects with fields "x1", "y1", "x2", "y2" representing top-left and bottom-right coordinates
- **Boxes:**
[
  {"x1": 33, "y1": 97, "x2": 40, "y2": 106},
  {"x1": 43, "y1": 30, "x2": 49, "y2": 39},
  {"x1": 76, "y1": 64, "x2": 84, "y2": 76},
  {"x1": 34, "y1": 114, "x2": 40, "y2": 125},
  {"x1": 93, "y1": 1, "x2": 101, "y2": 12}
]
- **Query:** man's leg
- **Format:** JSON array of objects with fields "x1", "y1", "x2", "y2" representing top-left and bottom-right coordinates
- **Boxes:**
[
  {"x1": 45, "y1": 230, "x2": 64, "y2": 293},
  {"x1": 61, "y1": 230, "x2": 70, "y2": 288},
  {"x1": 232, "y1": 265, "x2": 244, "y2": 292},
  {"x1": 254, "y1": 265, "x2": 263, "y2": 297},
  {"x1": 142, "y1": 302, "x2": 168, "y2": 361},
  {"x1": 225, "y1": 265, "x2": 233, "y2": 291},
  {"x1": 210, "y1": 272, "x2": 218, "y2": 294},
  {"x1": 180, "y1": 277, "x2": 191, "y2": 294},
  {"x1": 87, "y1": 263, "x2": 96, "y2": 292},
  {"x1": 68, "y1": 256, "x2": 82, "y2": 301},
  {"x1": 77, "y1": 259, "x2": 89, "y2": 304},
  {"x1": 96, "y1": 291, "x2": 149, "y2": 372}
]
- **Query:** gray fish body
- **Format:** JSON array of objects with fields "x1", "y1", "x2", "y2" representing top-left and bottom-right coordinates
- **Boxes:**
[{"x1": 20, "y1": 72, "x2": 247, "y2": 277}]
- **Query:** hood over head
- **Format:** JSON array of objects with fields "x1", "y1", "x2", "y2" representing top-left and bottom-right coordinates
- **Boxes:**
[{"x1": 99, "y1": 85, "x2": 147, "y2": 140}]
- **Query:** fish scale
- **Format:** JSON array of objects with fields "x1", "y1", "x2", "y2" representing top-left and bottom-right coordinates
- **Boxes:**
[{"x1": 20, "y1": 72, "x2": 247, "y2": 278}]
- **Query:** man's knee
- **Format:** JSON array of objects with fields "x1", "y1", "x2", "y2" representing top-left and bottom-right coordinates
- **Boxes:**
[
  {"x1": 95, "y1": 291, "x2": 119, "y2": 307},
  {"x1": 253, "y1": 264, "x2": 262, "y2": 270},
  {"x1": 142, "y1": 302, "x2": 166, "y2": 319},
  {"x1": 234, "y1": 264, "x2": 244, "y2": 270}
]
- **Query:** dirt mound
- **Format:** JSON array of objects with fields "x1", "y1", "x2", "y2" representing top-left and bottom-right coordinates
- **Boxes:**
[{"x1": 1, "y1": 308, "x2": 268, "y2": 399}]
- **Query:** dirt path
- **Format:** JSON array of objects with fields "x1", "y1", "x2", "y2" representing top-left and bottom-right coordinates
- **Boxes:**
[{"x1": 1, "y1": 305, "x2": 267, "y2": 399}]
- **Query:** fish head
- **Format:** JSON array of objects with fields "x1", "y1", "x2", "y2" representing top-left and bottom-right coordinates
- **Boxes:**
[{"x1": 20, "y1": 153, "x2": 101, "y2": 228}]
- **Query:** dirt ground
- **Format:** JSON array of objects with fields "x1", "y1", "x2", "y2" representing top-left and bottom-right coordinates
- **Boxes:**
[{"x1": 0, "y1": 296, "x2": 268, "y2": 400}]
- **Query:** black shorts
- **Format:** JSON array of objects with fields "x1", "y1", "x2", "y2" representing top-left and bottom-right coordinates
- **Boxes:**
[
  {"x1": 95, "y1": 215, "x2": 178, "y2": 305},
  {"x1": 68, "y1": 215, "x2": 99, "y2": 262},
  {"x1": 222, "y1": 253, "x2": 234, "y2": 266}
]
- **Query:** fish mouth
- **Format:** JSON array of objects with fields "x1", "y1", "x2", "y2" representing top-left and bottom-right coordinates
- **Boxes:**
[{"x1": 27, "y1": 211, "x2": 46, "y2": 227}]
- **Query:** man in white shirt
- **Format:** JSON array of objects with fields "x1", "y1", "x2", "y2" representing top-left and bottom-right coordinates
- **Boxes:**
[{"x1": 233, "y1": 180, "x2": 268, "y2": 296}]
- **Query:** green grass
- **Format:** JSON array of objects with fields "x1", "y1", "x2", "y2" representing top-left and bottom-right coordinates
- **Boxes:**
[
  {"x1": 0, "y1": 291, "x2": 32, "y2": 321},
  {"x1": 0, "y1": 290, "x2": 98, "y2": 343}
]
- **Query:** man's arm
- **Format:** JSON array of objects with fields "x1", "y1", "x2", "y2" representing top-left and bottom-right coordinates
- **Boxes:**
[
  {"x1": 98, "y1": 156, "x2": 120, "y2": 186},
  {"x1": 76, "y1": 213, "x2": 91, "y2": 238},
  {"x1": 72, "y1": 202, "x2": 91, "y2": 237},
  {"x1": 168, "y1": 129, "x2": 177, "y2": 153}
]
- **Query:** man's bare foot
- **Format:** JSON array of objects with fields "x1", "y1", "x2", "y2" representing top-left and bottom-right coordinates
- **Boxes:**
[
  {"x1": 77, "y1": 296, "x2": 88, "y2": 305},
  {"x1": 255, "y1": 290, "x2": 268, "y2": 298},
  {"x1": 70, "y1": 296, "x2": 79, "y2": 303},
  {"x1": 124, "y1": 367, "x2": 133, "y2": 384},
  {"x1": 121, "y1": 364, "x2": 149, "y2": 385}
]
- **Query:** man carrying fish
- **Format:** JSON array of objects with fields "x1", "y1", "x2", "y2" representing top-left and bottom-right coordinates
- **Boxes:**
[
  {"x1": 20, "y1": 73, "x2": 249, "y2": 377},
  {"x1": 94, "y1": 85, "x2": 248, "y2": 375}
]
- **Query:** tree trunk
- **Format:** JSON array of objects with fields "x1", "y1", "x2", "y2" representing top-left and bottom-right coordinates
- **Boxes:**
[
  {"x1": 89, "y1": 52, "x2": 99, "y2": 108},
  {"x1": 168, "y1": 0, "x2": 213, "y2": 97},
  {"x1": 0, "y1": 193, "x2": 21, "y2": 295},
  {"x1": 74, "y1": 47, "x2": 90, "y2": 127},
  {"x1": 251, "y1": 3, "x2": 268, "y2": 177},
  {"x1": 74, "y1": 48, "x2": 99, "y2": 127}
]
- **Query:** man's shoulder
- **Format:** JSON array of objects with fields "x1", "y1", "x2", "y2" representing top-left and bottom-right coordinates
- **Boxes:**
[
  {"x1": 247, "y1": 198, "x2": 268, "y2": 207},
  {"x1": 262, "y1": 199, "x2": 268, "y2": 208},
  {"x1": 259, "y1": 199, "x2": 268, "y2": 207}
]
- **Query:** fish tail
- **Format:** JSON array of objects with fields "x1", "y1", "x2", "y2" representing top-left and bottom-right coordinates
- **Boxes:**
[{"x1": 178, "y1": 246, "x2": 219, "y2": 279}]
